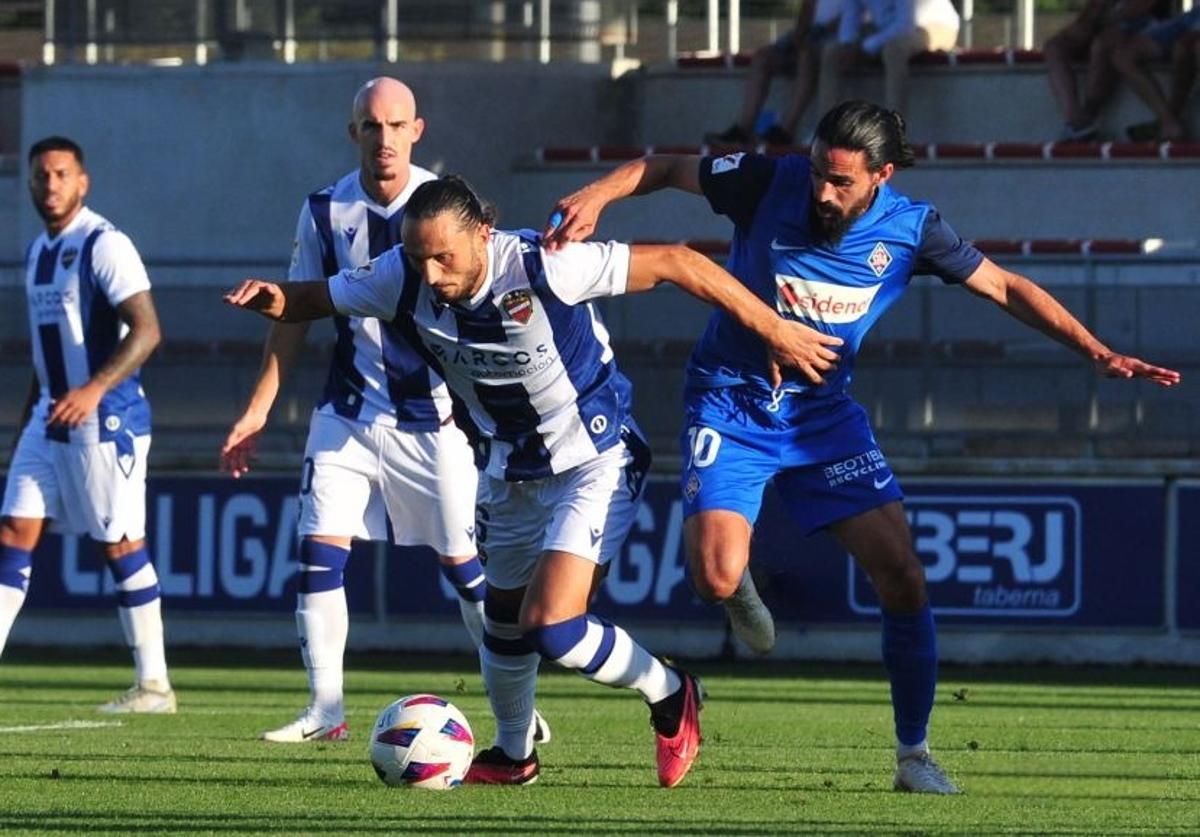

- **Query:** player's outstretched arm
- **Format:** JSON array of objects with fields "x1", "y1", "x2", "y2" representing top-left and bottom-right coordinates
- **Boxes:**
[
  {"x1": 224, "y1": 279, "x2": 335, "y2": 323},
  {"x1": 963, "y1": 258, "x2": 1181, "y2": 387},
  {"x1": 220, "y1": 320, "x2": 312, "y2": 478},
  {"x1": 46, "y1": 289, "x2": 162, "y2": 429},
  {"x1": 543, "y1": 155, "x2": 703, "y2": 250},
  {"x1": 626, "y1": 243, "x2": 843, "y2": 386}
]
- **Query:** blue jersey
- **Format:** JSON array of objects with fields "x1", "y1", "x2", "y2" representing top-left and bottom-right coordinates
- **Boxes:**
[
  {"x1": 692, "y1": 152, "x2": 984, "y2": 397},
  {"x1": 328, "y1": 230, "x2": 641, "y2": 482}
]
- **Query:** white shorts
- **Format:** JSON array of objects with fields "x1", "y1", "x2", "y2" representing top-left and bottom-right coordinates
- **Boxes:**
[
  {"x1": 297, "y1": 410, "x2": 478, "y2": 556},
  {"x1": 1, "y1": 423, "x2": 149, "y2": 542},
  {"x1": 478, "y1": 441, "x2": 646, "y2": 590}
]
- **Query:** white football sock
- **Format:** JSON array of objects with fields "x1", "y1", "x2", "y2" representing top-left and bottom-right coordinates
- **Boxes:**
[
  {"x1": 0, "y1": 575, "x2": 30, "y2": 658},
  {"x1": 898, "y1": 739, "x2": 930, "y2": 759},
  {"x1": 530, "y1": 615, "x2": 680, "y2": 703},
  {"x1": 480, "y1": 644, "x2": 540, "y2": 761},
  {"x1": 296, "y1": 588, "x2": 348, "y2": 717},
  {"x1": 458, "y1": 598, "x2": 485, "y2": 649},
  {"x1": 108, "y1": 552, "x2": 169, "y2": 687}
]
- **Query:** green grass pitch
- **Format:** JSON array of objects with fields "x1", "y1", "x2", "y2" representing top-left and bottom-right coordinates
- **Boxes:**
[{"x1": 0, "y1": 647, "x2": 1196, "y2": 834}]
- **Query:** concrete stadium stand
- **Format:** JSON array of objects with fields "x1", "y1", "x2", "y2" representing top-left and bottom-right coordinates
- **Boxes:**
[
  {"x1": 649, "y1": 48, "x2": 1200, "y2": 144},
  {"x1": 525, "y1": 145, "x2": 1200, "y2": 240}
]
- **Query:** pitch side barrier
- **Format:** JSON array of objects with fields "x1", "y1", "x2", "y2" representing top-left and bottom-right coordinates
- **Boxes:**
[{"x1": 6, "y1": 473, "x2": 1198, "y2": 665}]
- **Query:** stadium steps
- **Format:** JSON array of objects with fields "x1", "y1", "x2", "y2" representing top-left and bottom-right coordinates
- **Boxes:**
[
  {"x1": 517, "y1": 146, "x2": 1200, "y2": 240},
  {"x1": 641, "y1": 49, "x2": 1200, "y2": 144}
]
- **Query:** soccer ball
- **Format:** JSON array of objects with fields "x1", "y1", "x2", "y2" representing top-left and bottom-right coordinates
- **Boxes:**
[{"x1": 369, "y1": 694, "x2": 475, "y2": 789}]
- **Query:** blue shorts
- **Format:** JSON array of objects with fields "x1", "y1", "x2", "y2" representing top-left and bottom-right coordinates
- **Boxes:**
[
  {"x1": 679, "y1": 386, "x2": 902, "y2": 534},
  {"x1": 1144, "y1": 8, "x2": 1200, "y2": 53}
]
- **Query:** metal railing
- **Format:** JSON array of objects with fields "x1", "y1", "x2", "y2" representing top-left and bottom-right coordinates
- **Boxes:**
[{"x1": 22, "y1": 0, "x2": 1166, "y2": 68}]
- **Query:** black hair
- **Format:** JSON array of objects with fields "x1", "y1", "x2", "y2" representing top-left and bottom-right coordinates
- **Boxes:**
[
  {"x1": 813, "y1": 101, "x2": 915, "y2": 171},
  {"x1": 28, "y1": 135, "x2": 85, "y2": 166},
  {"x1": 405, "y1": 175, "x2": 497, "y2": 229}
]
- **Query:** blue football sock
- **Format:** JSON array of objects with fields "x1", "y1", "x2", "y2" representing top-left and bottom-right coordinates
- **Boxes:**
[
  {"x1": 881, "y1": 603, "x2": 938, "y2": 748},
  {"x1": 440, "y1": 557, "x2": 486, "y2": 603}
]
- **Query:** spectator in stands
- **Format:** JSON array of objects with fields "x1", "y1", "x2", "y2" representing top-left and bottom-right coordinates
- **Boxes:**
[
  {"x1": 705, "y1": 0, "x2": 844, "y2": 147},
  {"x1": 818, "y1": 0, "x2": 960, "y2": 127},
  {"x1": 1043, "y1": 0, "x2": 1168, "y2": 142},
  {"x1": 1112, "y1": 7, "x2": 1200, "y2": 141}
]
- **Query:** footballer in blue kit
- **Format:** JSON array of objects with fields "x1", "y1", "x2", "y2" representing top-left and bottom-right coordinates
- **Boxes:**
[
  {"x1": 681, "y1": 141, "x2": 984, "y2": 533},
  {"x1": 545, "y1": 100, "x2": 1179, "y2": 794}
]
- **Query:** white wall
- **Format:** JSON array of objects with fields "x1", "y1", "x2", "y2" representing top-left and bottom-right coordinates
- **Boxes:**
[{"x1": 16, "y1": 61, "x2": 621, "y2": 268}]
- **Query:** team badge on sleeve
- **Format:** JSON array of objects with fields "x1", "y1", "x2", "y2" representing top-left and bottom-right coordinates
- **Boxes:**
[
  {"x1": 500, "y1": 289, "x2": 534, "y2": 325},
  {"x1": 346, "y1": 263, "x2": 374, "y2": 283},
  {"x1": 710, "y1": 152, "x2": 746, "y2": 175},
  {"x1": 868, "y1": 242, "x2": 892, "y2": 277}
]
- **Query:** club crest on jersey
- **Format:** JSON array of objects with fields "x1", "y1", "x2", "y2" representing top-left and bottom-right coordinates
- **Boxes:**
[
  {"x1": 60, "y1": 247, "x2": 78, "y2": 269},
  {"x1": 868, "y1": 242, "x2": 892, "y2": 277},
  {"x1": 500, "y1": 289, "x2": 534, "y2": 325},
  {"x1": 344, "y1": 226, "x2": 357, "y2": 243}
]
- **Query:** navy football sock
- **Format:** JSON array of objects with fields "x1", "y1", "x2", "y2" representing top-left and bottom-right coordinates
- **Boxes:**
[{"x1": 881, "y1": 603, "x2": 938, "y2": 747}]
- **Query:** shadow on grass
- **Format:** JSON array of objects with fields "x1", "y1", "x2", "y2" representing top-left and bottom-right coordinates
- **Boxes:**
[
  {"x1": 2, "y1": 809, "x2": 1197, "y2": 836},
  {"x1": 4, "y1": 646, "x2": 1199, "y2": 693}
]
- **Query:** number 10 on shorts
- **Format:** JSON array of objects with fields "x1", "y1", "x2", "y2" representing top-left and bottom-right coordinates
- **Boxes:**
[{"x1": 686, "y1": 427, "x2": 722, "y2": 469}]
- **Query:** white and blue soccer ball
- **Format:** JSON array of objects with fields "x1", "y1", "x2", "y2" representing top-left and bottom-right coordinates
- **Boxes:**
[{"x1": 369, "y1": 694, "x2": 475, "y2": 789}]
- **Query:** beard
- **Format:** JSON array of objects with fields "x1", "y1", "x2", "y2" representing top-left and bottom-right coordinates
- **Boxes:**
[
  {"x1": 810, "y1": 189, "x2": 875, "y2": 247},
  {"x1": 436, "y1": 248, "x2": 487, "y2": 305},
  {"x1": 35, "y1": 194, "x2": 81, "y2": 226}
]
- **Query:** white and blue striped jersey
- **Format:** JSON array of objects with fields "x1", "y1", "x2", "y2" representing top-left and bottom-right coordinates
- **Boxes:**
[
  {"x1": 328, "y1": 230, "x2": 641, "y2": 481},
  {"x1": 23, "y1": 206, "x2": 151, "y2": 446},
  {"x1": 289, "y1": 165, "x2": 452, "y2": 430}
]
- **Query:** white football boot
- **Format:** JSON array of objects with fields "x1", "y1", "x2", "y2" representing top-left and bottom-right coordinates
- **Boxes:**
[
  {"x1": 894, "y1": 750, "x2": 960, "y2": 794},
  {"x1": 261, "y1": 706, "x2": 349, "y2": 743},
  {"x1": 97, "y1": 680, "x2": 177, "y2": 714},
  {"x1": 532, "y1": 708, "x2": 552, "y2": 745},
  {"x1": 723, "y1": 570, "x2": 776, "y2": 654}
]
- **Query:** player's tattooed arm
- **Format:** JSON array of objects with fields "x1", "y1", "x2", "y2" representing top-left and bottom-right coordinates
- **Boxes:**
[
  {"x1": 224, "y1": 279, "x2": 335, "y2": 323},
  {"x1": 46, "y1": 289, "x2": 162, "y2": 429},
  {"x1": 543, "y1": 155, "x2": 703, "y2": 250},
  {"x1": 627, "y1": 243, "x2": 842, "y2": 386},
  {"x1": 963, "y1": 258, "x2": 1181, "y2": 387}
]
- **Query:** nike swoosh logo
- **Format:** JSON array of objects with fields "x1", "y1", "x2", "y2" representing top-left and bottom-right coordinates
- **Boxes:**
[
  {"x1": 770, "y1": 238, "x2": 806, "y2": 251},
  {"x1": 873, "y1": 474, "x2": 895, "y2": 490},
  {"x1": 301, "y1": 727, "x2": 324, "y2": 739}
]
